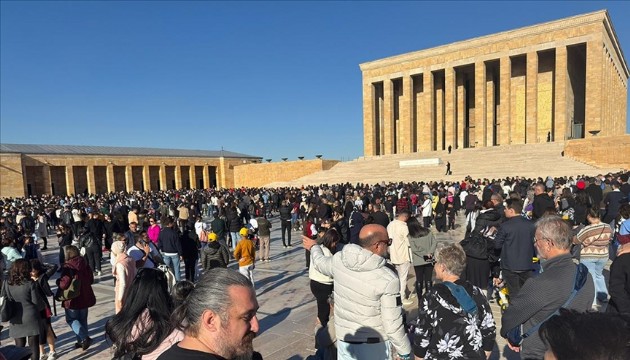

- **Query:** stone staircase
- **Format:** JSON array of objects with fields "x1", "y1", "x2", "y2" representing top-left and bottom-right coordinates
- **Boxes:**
[{"x1": 266, "y1": 142, "x2": 622, "y2": 187}]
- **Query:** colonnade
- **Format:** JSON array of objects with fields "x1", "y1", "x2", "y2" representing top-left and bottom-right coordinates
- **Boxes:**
[
  {"x1": 27, "y1": 162, "x2": 219, "y2": 196},
  {"x1": 363, "y1": 39, "x2": 628, "y2": 156}
]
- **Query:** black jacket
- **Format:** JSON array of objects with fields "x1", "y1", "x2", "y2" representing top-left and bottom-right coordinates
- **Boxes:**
[
  {"x1": 279, "y1": 205, "x2": 292, "y2": 221},
  {"x1": 532, "y1": 193, "x2": 555, "y2": 220},
  {"x1": 494, "y1": 216, "x2": 536, "y2": 271},
  {"x1": 157, "y1": 227, "x2": 182, "y2": 255},
  {"x1": 201, "y1": 242, "x2": 230, "y2": 270}
]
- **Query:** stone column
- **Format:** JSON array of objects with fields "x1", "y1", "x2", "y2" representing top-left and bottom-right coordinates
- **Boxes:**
[
  {"x1": 86, "y1": 166, "x2": 97, "y2": 195},
  {"x1": 174, "y1": 165, "x2": 182, "y2": 189},
  {"x1": 399, "y1": 76, "x2": 413, "y2": 154},
  {"x1": 65, "y1": 166, "x2": 75, "y2": 196},
  {"x1": 474, "y1": 61, "x2": 486, "y2": 148},
  {"x1": 435, "y1": 73, "x2": 444, "y2": 151},
  {"x1": 143, "y1": 165, "x2": 151, "y2": 191},
  {"x1": 554, "y1": 46, "x2": 568, "y2": 141},
  {"x1": 383, "y1": 79, "x2": 394, "y2": 154},
  {"x1": 159, "y1": 164, "x2": 167, "y2": 191},
  {"x1": 585, "y1": 40, "x2": 603, "y2": 136},
  {"x1": 363, "y1": 80, "x2": 376, "y2": 156},
  {"x1": 422, "y1": 72, "x2": 434, "y2": 151},
  {"x1": 189, "y1": 165, "x2": 197, "y2": 189},
  {"x1": 125, "y1": 165, "x2": 133, "y2": 192},
  {"x1": 106, "y1": 164, "x2": 115, "y2": 192},
  {"x1": 203, "y1": 165, "x2": 210, "y2": 189},
  {"x1": 485, "y1": 68, "x2": 495, "y2": 146},
  {"x1": 456, "y1": 73, "x2": 465, "y2": 149},
  {"x1": 499, "y1": 56, "x2": 511, "y2": 145},
  {"x1": 42, "y1": 165, "x2": 53, "y2": 195},
  {"x1": 445, "y1": 67, "x2": 456, "y2": 150},
  {"x1": 526, "y1": 51, "x2": 538, "y2": 143}
]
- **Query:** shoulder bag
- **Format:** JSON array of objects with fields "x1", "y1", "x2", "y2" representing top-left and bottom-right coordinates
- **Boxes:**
[
  {"x1": 55, "y1": 269, "x2": 82, "y2": 301},
  {"x1": 1, "y1": 280, "x2": 16, "y2": 322},
  {"x1": 506, "y1": 263, "x2": 588, "y2": 346}
]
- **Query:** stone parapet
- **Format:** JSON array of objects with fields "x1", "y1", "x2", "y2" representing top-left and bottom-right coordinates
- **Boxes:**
[
  {"x1": 564, "y1": 135, "x2": 630, "y2": 169},
  {"x1": 234, "y1": 159, "x2": 339, "y2": 188}
]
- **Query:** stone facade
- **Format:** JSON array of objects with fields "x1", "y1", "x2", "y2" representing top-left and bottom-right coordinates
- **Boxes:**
[
  {"x1": 360, "y1": 10, "x2": 628, "y2": 156},
  {"x1": 0, "y1": 146, "x2": 260, "y2": 198},
  {"x1": 234, "y1": 159, "x2": 340, "y2": 188},
  {"x1": 564, "y1": 134, "x2": 630, "y2": 169}
]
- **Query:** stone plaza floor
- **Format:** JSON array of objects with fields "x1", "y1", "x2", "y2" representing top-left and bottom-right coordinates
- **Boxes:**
[{"x1": 1, "y1": 213, "x2": 531, "y2": 359}]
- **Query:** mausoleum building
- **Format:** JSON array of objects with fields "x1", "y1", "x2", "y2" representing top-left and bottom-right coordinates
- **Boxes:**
[{"x1": 360, "y1": 10, "x2": 628, "y2": 156}]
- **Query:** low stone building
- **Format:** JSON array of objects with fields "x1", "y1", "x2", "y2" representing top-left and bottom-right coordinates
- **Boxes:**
[{"x1": 0, "y1": 144, "x2": 261, "y2": 198}]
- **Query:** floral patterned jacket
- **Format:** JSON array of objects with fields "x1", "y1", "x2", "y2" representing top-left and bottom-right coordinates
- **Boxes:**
[{"x1": 412, "y1": 279, "x2": 496, "y2": 359}]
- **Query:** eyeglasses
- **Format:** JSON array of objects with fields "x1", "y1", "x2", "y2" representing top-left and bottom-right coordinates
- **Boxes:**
[
  {"x1": 375, "y1": 238, "x2": 393, "y2": 247},
  {"x1": 533, "y1": 236, "x2": 547, "y2": 244}
]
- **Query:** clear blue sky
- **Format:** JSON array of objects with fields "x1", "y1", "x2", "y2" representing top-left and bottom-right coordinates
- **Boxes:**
[{"x1": 1, "y1": 1, "x2": 629, "y2": 161}]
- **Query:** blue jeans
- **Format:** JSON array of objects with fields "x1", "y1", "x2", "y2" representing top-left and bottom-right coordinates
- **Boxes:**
[
  {"x1": 163, "y1": 253, "x2": 181, "y2": 281},
  {"x1": 65, "y1": 308, "x2": 89, "y2": 342},
  {"x1": 230, "y1": 232, "x2": 240, "y2": 250},
  {"x1": 581, "y1": 257, "x2": 608, "y2": 303},
  {"x1": 337, "y1": 340, "x2": 391, "y2": 360}
]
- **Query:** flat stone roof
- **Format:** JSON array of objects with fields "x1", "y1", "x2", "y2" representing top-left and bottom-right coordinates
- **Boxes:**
[
  {"x1": 0, "y1": 143, "x2": 260, "y2": 159},
  {"x1": 360, "y1": 10, "x2": 628, "y2": 78}
]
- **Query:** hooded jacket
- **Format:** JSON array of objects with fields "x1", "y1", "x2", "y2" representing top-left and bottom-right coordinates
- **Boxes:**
[
  {"x1": 310, "y1": 244, "x2": 412, "y2": 355},
  {"x1": 57, "y1": 256, "x2": 96, "y2": 310},
  {"x1": 201, "y1": 241, "x2": 230, "y2": 270}
]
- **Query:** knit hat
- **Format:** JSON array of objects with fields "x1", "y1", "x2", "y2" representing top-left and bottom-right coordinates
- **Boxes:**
[
  {"x1": 111, "y1": 241, "x2": 126, "y2": 256},
  {"x1": 576, "y1": 180, "x2": 586, "y2": 190}
]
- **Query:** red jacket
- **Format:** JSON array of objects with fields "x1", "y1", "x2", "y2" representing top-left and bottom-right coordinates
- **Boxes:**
[{"x1": 57, "y1": 256, "x2": 96, "y2": 310}]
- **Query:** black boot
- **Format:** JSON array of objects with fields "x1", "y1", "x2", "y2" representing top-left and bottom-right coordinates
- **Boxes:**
[{"x1": 425, "y1": 281, "x2": 433, "y2": 293}]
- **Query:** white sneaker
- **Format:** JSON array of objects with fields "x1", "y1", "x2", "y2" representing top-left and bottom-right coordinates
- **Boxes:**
[
  {"x1": 39, "y1": 354, "x2": 48, "y2": 360},
  {"x1": 48, "y1": 352, "x2": 57, "y2": 360}
]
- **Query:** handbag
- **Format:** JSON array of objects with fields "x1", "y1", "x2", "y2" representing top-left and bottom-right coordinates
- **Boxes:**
[
  {"x1": 1, "y1": 281, "x2": 16, "y2": 322},
  {"x1": 460, "y1": 233, "x2": 488, "y2": 260},
  {"x1": 55, "y1": 270, "x2": 81, "y2": 302},
  {"x1": 506, "y1": 263, "x2": 589, "y2": 347}
]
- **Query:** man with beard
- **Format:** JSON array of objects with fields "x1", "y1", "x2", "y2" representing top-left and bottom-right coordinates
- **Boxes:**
[{"x1": 158, "y1": 268, "x2": 259, "y2": 360}]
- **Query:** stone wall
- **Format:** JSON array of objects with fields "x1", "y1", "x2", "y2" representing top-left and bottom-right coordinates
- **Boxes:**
[
  {"x1": 0, "y1": 153, "x2": 26, "y2": 198},
  {"x1": 0, "y1": 152, "x2": 258, "y2": 197},
  {"x1": 233, "y1": 160, "x2": 340, "y2": 188},
  {"x1": 564, "y1": 135, "x2": 630, "y2": 169}
]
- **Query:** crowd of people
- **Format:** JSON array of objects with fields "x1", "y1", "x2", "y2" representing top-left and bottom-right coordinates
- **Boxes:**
[{"x1": 0, "y1": 170, "x2": 629, "y2": 359}]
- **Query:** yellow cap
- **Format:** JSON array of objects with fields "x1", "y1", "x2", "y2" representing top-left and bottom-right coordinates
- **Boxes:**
[
  {"x1": 208, "y1": 232, "x2": 217, "y2": 241},
  {"x1": 239, "y1": 227, "x2": 249, "y2": 237}
]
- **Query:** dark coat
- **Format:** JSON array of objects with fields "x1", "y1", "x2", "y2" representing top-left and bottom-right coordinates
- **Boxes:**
[
  {"x1": 201, "y1": 241, "x2": 230, "y2": 270},
  {"x1": 157, "y1": 227, "x2": 182, "y2": 255},
  {"x1": 532, "y1": 193, "x2": 555, "y2": 220},
  {"x1": 180, "y1": 230, "x2": 199, "y2": 260},
  {"x1": 4, "y1": 280, "x2": 46, "y2": 338},
  {"x1": 370, "y1": 211, "x2": 390, "y2": 229},
  {"x1": 472, "y1": 209, "x2": 501, "y2": 235},
  {"x1": 57, "y1": 256, "x2": 96, "y2": 310},
  {"x1": 226, "y1": 207, "x2": 242, "y2": 232},
  {"x1": 494, "y1": 216, "x2": 536, "y2": 271},
  {"x1": 608, "y1": 252, "x2": 630, "y2": 316},
  {"x1": 210, "y1": 217, "x2": 227, "y2": 240}
]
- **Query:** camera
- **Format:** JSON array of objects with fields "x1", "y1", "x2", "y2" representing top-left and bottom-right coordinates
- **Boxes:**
[{"x1": 423, "y1": 255, "x2": 436, "y2": 264}]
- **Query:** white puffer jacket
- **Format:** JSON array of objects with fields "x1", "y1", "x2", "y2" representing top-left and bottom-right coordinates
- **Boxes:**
[{"x1": 310, "y1": 244, "x2": 412, "y2": 355}]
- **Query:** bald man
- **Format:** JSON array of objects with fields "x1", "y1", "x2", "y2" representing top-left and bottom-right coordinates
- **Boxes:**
[{"x1": 304, "y1": 224, "x2": 414, "y2": 360}]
